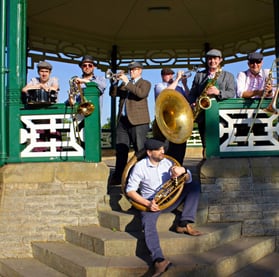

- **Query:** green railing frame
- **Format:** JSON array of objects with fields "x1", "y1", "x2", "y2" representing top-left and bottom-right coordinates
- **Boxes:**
[
  {"x1": 205, "y1": 98, "x2": 278, "y2": 158},
  {"x1": 9, "y1": 82, "x2": 101, "y2": 164}
]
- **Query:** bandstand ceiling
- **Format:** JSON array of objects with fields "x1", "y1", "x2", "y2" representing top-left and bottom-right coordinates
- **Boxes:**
[{"x1": 27, "y1": 0, "x2": 275, "y2": 69}]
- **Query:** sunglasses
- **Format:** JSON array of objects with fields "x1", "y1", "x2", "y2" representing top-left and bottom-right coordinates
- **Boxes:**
[
  {"x1": 82, "y1": 63, "x2": 93, "y2": 68},
  {"x1": 249, "y1": 59, "x2": 262, "y2": 64}
]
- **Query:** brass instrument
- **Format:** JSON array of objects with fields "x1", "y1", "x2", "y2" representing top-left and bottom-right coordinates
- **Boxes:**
[
  {"x1": 121, "y1": 154, "x2": 186, "y2": 211},
  {"x1": 181, "y1": 65, "x2": 199, "y2": 79},
  {"x1": 264, "y1": 58, "x2": 279, "y2": 114},
  {"x1": 192, "y1": 68, "x2": 222, "y2": 121},
  {"x1": 68, "y1": 76, "x2": 95, "y2": 117},
  {"x1": 105, "y1": 69, "x2": 125, "y2": 82},
  {"x1": 155, "y1": 89, "x2": 194, "y2": 144},
  {"x1": 246, "y1": 58, "x2": 279, "y2": 141}
]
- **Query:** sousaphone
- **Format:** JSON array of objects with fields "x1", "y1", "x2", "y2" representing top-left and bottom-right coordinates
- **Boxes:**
[
  {"x1": 154, "y1": 89, "x2": 194, "y2": 144},
  {"x1": 121, "y1": 152, "x2": 186, "y2": 211}
]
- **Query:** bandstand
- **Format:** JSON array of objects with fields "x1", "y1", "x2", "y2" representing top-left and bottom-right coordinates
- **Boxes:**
[{"x1": 0, "y1": 0, "x2": 279, "y2": 276}]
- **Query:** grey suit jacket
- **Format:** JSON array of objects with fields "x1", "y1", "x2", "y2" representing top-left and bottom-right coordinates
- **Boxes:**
[
  {"x1": 188, "y1": 69, "x2": 236, "y2": 104},
  {"x1": 110, "y1": 78, "x2": 151, "y2": 125}
]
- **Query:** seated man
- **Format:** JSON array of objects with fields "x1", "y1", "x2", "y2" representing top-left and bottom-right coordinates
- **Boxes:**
[
  {"x1": 126, "y1": 138, "x2": 201, "y2": 277},
  {"x1": 22, "y1": 61, "x2": 59, "y2": 104}
]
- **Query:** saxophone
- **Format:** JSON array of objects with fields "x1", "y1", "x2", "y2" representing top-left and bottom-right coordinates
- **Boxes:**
[{"x1": 193, "y1": 67, "x2": 222, "y2": 121}]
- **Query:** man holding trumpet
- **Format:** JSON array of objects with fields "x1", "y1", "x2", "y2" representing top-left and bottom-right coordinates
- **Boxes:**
[{"x1": 109, "y1": 61, "x2": 151, "y2": 186}]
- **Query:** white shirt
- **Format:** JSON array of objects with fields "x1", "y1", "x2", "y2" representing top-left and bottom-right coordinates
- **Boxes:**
[
  {"x1": 236, "y1": 69, "x2": 270, "y2": 98},
  {"x1": 126, "y1": 156, "x2": 192, "y2": 200}
]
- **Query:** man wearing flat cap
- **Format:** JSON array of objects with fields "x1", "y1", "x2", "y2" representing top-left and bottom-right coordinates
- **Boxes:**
[
  {"x1": 22, "y1": 61, "x2": 59, "y2": 102},
  {"x1": 235, "y1": 52, "x2": 274, "y2": 145},
  {"x1": 109, "y1": 61, "x2": 151, "y2": 186},
  {"x1": 188, "y1": 48, "x2": 235, "y2": 159},
  {"x1": 68, "y1": 55, "x2": 106, "y2": 108},
  {"x1": 236, "y1": 52, "x2": 273, "y2": 99},
  {"x1": 154, "y1": 67, "x2": 190, "y2": 165},
  {"x1": 126, "y1": 138, "x2": 201, "y2": 276}
]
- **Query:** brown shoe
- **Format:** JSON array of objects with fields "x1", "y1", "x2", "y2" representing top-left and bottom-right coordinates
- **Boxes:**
[
  {"x1": 152, "y1": 259, "x2": 172, "y2": 277},
  {"x1": 176, "y1": 224, "x2": 202, "y2": 236}
]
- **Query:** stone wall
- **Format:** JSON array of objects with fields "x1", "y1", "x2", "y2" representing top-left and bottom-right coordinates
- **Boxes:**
[
  {"x1": 200, "y1": 157, "x2": 279, "y2": 251},
  {"x1": 0, "y1": 162, "x2": 109, "y2": 258}
]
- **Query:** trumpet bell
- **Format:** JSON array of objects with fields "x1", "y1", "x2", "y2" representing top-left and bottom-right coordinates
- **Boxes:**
[{"x1": 155, "y1": 89, "x2": 194, "y2": 144}]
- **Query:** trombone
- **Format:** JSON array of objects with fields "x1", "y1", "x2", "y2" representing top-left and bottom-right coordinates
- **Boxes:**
[{"x1": 246, "y1": 58, "x2": 279, "y2": 141}]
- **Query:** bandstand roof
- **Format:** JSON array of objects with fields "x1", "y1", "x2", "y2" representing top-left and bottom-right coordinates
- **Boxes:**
[{"x1": 27, "y1": 0, "x2": 275, "y2": 69}]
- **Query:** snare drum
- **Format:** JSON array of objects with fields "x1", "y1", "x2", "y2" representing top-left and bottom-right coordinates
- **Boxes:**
[{"x1": 27, "y1": 89, "x2": 50, "y2": 104}]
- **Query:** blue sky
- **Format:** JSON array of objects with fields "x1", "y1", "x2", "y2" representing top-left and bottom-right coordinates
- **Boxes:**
[{"x1": 26, "y1": 55, "x2": 275, "y2": 126}]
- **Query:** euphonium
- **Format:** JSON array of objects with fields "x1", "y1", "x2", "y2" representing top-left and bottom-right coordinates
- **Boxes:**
[
  {"x1": 68, "y1": 76, "x2": 95, "y2": 117},
  {"x1": 121, "y1": 154, "x2": 186, "y2": 211},
  {"x1": 192, "y1": 68, "x2": 222, "y2": 121}
]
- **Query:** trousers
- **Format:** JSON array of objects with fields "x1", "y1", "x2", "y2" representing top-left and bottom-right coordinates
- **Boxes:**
[{"x1": 140, "y1": 180, "x2": 201, "y2": 262}]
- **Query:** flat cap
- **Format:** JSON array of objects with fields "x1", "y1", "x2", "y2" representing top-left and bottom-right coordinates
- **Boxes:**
[
  {"x1": 206, "y1": 49, "x2": 222, "y2": 58},
  {"x1": 37, "y1": 61, "x2": 52, "y2": 70},
  {"x1": 128, "y1": 61, "x2": 143, "y2": 69},
  {"x1": 144, "y1": 138, "x2": 167, "y2": 150},
  {"x1": 247, "y1": 52, "x2": 263, "y2": 61},
  {"x1": 161, "y1": 68, "x2": 175, "y2": 75},
  {"x1": 79, "y1": 55, "x2": 97, "y2": 66}
]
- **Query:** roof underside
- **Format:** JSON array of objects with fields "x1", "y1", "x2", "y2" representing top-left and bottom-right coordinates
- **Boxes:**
[{"x1": 27, "y1": 0, "x2": 275, "y2": 69}]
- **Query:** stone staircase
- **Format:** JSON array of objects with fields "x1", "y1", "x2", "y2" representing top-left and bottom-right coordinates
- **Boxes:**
[{"x1": 0, "y1": 158, "x2": 278, "y2": 276}]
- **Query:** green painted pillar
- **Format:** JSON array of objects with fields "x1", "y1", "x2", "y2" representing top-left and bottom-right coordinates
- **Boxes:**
[
  {"x1": 205, "y1": 99, "x2": 220, "y2": 158},
  {"x1": 6, "y1": 0, "x2": 27, "y2": 163},
  {"x1": 84, "y1": 82, "x2": 101, "y2": 162},
  {"x1": 0, "y1": 0, "x2": 7, "y2": 166}
]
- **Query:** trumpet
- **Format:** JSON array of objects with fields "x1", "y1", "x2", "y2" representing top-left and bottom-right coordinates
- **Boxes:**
[
  {"x1": 105, "y1": 69, "x2": 125, "y2": 82},
  {"x1": 181, "y1": 65, "x2": 199, "y2": 79}
]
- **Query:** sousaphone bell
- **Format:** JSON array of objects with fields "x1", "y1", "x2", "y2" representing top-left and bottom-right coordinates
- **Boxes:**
[{"x1": 155, "y1": 89, "x2": 194, "y2": 144}]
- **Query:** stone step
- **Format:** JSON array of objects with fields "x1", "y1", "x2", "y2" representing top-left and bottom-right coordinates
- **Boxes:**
[
  {"x1": 64, "y1": 222, "x2": 242, "y2": 257},
  {"x1": 16, "y1": 236, "x2": 274, "y2": 277},
  {"x1": 98, "y1": 205, "x2": 208, "y2": 232},
  {"x1": 229, "y1": 252, "x2": 279, "y2": 277},
  {"x1": 0, "y1": 258, "x2": 67, "y2": 277}
]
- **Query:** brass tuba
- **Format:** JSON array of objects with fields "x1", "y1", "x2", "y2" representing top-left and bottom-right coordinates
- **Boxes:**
[
  {"x1": 155, "y1": 89, "x2": 194, "y2": 144},
  {"x1": 68, "y1": 76, "x2": 95, "y2": 117},
  {"x1": 121, "y1": 153, "x2": 186, "y2": 211}
]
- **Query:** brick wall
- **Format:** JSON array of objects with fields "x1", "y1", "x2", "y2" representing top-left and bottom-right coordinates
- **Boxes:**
[
  {"x1": 200, "y1": 157, "x2": 279, "y2": 251},
  {"x1": 0, "y1": 162, "x2": 109, "y2": 258}
]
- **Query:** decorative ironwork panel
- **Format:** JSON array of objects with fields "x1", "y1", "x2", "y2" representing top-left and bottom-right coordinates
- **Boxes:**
[
  {"x1": 220, "y1": 109, "x2": 279, "y2": 152},
  {"x1": 20, "y1": 114, "x2": 84, "y2": 158}
]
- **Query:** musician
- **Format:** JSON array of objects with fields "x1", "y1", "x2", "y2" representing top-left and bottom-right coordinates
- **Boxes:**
[
  {"x1": 109, "y1": 61, "x2": 151, "y2": 186},
  {"x1": 126, "y1": 138, "x2": 201, "y2": 277},
  {"x1": 22, "y1": 61, "x2": 59, "y2": 102},
  {"x1": 67, "y1": 55, "x2": 106, "y2": 107},
  {"x1": 22, "y1": 61, "x2": 60, "y2": 152},
  {"x1": 236, "y1": 52, "x2": 273, "y2": 98},
  {"x1": 236, "y1": 52, "x2": 273, "y2": 144},
  {"x1": 188, "y1": 49, "x2": 235, "y2": 159},
  {"x1": 154, "y1": 68, "x2": 190, "y2": 165}
]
